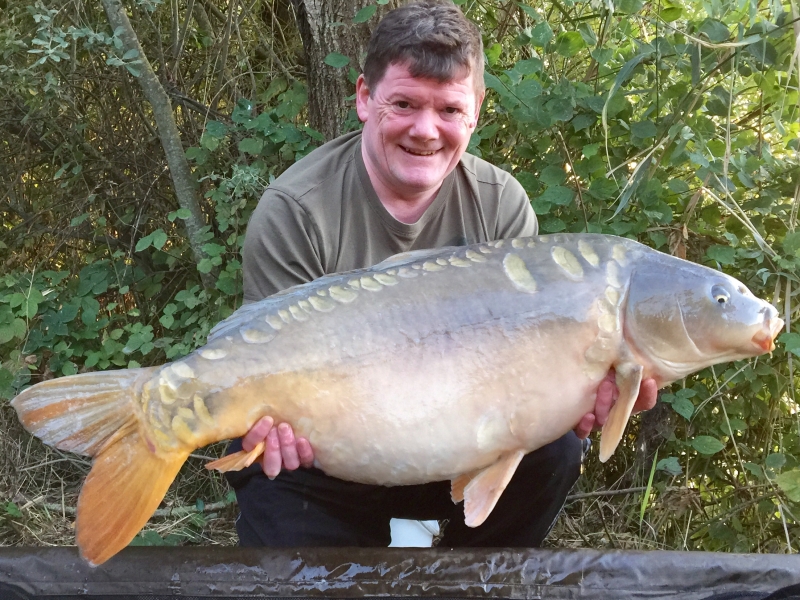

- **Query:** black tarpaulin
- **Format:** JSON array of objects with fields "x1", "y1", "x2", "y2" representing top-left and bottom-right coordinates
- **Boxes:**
[{"x1": 0, "y1": 547, "x2": 798, "y2": 600}]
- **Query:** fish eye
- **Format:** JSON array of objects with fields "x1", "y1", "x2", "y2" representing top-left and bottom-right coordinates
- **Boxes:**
[{"x1": 711, "y1": 284, "x2": 730, "y2": 305}]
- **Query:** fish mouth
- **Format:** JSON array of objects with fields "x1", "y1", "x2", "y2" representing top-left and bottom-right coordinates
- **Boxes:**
[{"x1": 751, "y1": 316, "x2": 784, "y2": 353}]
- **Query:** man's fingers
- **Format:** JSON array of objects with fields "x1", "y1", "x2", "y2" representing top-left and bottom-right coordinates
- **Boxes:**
[
  {"x1": 573, "y1": 413, "x2": 595, "y2": 439},
  {"x1": 296, "y1": 437, "x2": 314, "y2": 468},
  {"x1": 262, "y1": 426, "x2": 283, "y2": 479},
  {"x1": 594, "y1": 377, "x2": 616, "y2": 427},
  {"x1": 278, "y1": 422, "x2": 301, "y2": 471},
  {"x1": 242, "y1": 416, "x2": 274, "y2": 452},
  {"x1": 633, "y1": 378, "x2": 658, "y2": 413}
]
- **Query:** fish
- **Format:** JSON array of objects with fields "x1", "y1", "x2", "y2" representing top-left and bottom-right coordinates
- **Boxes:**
[{"x1": 11, "y1": 233, "x2": 782, "y2": 565}]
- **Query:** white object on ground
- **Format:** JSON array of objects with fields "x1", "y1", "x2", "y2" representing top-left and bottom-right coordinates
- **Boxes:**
[{"x1": 388, "y1": 519, "x2": 440, "y2": 547}]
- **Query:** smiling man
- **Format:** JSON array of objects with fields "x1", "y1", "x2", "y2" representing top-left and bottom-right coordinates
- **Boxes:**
[{"x1": 227, "y1": 0, "x2": 656, "y2": 548}]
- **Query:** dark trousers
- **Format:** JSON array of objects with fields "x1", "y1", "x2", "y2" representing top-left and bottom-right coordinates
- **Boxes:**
[{"x1": 225, "y1": 432, "x2": 583, "y2": 547}]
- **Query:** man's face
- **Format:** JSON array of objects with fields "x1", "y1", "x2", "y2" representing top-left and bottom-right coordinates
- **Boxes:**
[{"x1": 356, "y1": 63, "x2": 484, "y2": 201}]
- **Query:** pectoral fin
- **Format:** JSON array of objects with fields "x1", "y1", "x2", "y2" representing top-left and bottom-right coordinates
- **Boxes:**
[
  {"x1": 599, "y1": 362, "x2": 644, "y2": 462},
  {"x1": 457, "y1": 449, "x2": 525, "y2": 527},
  {"x1": 206, "y1": 441, "x2": 265, "y2": 472}
]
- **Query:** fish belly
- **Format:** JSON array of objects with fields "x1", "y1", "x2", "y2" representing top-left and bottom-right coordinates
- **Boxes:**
[{"x1": 207, "y1": 317, "x2": 605, "y2": 486}]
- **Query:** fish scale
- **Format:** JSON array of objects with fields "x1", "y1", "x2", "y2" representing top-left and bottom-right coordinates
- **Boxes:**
[{"x1": 11, "y1": 233, "x2": 782, "y2": 565}]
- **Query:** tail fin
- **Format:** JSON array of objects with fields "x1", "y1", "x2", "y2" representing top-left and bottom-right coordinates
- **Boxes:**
[
  {"x1": 11, "y1": 368, "x2": 154, "y2": 455},
  {"x1": 11, "y1": 368, "x2": 189, "y2": 565},
  {"x1": 77, "y1": 427, "x2": 189, "y2": 565}
]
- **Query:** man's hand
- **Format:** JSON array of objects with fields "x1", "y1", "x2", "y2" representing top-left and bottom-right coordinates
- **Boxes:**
[
  {"x1": 573, "y1": 371, "x2": 658, "y2": 439},
  {"x1": 242, "y1": 417, "x2": 315, "y2": 479}
]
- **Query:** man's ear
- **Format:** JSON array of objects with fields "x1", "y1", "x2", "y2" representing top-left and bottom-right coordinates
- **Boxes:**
[
  {"x1": 470, "y1": 91, "x2": 485, "y2": 129},
  {"x1": 355, "y1": 74, "x2": 370, "y2": 123}
]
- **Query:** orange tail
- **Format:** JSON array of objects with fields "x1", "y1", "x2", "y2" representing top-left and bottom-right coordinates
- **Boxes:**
[
  {"x1": 76, "y1": 424, "x2": 188, "y2": 565},
  {"x1": 11, "y1": 368, "x2": 189, "y2": 565}
]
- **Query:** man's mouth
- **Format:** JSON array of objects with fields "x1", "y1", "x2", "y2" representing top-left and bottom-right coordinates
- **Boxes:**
[{"x1": 401, "y1": 146, "x2": 437, "y2": 156}]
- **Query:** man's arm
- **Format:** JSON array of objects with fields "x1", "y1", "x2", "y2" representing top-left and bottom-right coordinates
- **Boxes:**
[
  {"x1": 242, "y1": 190, "x2": 326, "y2": 301},
  {"x1": 240, "y1": 190, "x2": 324, "y2": 476}
]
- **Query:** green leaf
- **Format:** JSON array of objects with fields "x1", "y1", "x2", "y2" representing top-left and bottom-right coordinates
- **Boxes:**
[
  {"x1": 630, "y1": 120, "x2": 657, "y2": 138},
  {"x1": 612, "y1": 155, "x2": 652, "y2": 218},
  {"x1": 583, "y1": 143, "x2": 600, "y2": 158},
  {"x1": 706, "y1": 245, "x2": 736, "y2": 265},
  {"x1": 766, "y1": 453, "x2": 786, "y2": 470},
  {"x1": 198, "y1": 258, "x2": 215, "y2": 274},
  {"x1": 782, "y1": 232, "x2": 800, "y2": 256},
  {"x1": 485, "y1": 42, "x2": 502, "y2": 66},
  {"x1": 517, "y1": 4, "x2": 542, "y2": 22},
  {"x1": 698, "y1": 18, "x2": 731, "y2": 43},
  {"x1": 530, "y1": 22, "x2": 553, "y2": 47},
  {"x1": 324, "y1": 53, "x2": 350, "y2": 68},
  {"x1": 692, "y1": 435, "x2": 725, "y2": 455},
  {"x1": 779, "y1": 332, "x2": 800, "y2": 358},
  {"x1": 135, "y1": 232, "x2": 154, "y2": 252},
  {"x1": 352, "y1": 4, "x2": 377, "y2": 22},
  {"x1": 5, "y1": 502, "x2": 21, "y2": 518},
  {"x1": 216, "y1": 274, "x2": 239, "y2": 296},
  {"x1": 61, "y1": 361, "x2": 77, "y2": 376},
  {"x1": 0, "y1": 318, "x2": 26, "y2": 344},
  {"x1": 516, "y1": 79, "x2": 542, "y2": 100},
  {"x1": 571, "y1": 113, "x2": 596, "y2": 131},
  {"x1": 540, "y1": 217, "x2": 566, "y2": 233},
  {"x1": 618, "y1": 0, "x2": 644, "y2": 13},
  {"x1": 238, "y1": 137, "x2": 264, "y2": 155},
  {"x1": 122, "y1": 48, "x2": 139, "y2": 60},
  {"x1": 539, "y1": 185, "x2": 573, "y2": 206},
  {"x1": 515, "y1": 58, "x2": 542, "y2": 75},
  {"x1": 577, "y1": 23, "x2": 597, "y2": 47},
  {"x1": 205, "y1": 120, "x2": 227, "y2": 138},
  {"x1": 670, "y1": 397, "x2": 694, "y2": 420},
  {"x1": 659, "y1": 6, "x2": 682, "y2": 21},
  {"x1": 553, "y1": 31, "x2": 586, "y2": 57},
  {"x1": 540, "y1": 166, "x2": 565, "y2": 186},
  {"x1": 657, "y1": 456, "x2": 683, "y2": 476},
  {"x1": 151, "y1": 229, "x2": 168, "y2": 250},
  {"x1": 71, "y1": 213, "x2": 89, "y2": 227},
  {"x1": 776, "y1": 469, "x2": 800, "y2": 502}
]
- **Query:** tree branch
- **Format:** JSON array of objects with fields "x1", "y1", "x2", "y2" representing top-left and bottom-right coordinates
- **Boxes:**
[{"x1": 100, "y1": 0, "x2": 214, "y2": 289}]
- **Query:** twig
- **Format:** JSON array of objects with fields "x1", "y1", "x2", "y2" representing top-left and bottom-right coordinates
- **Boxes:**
[
  {"x1": 567, "y1": 485, "x2": 649, "y2": 500},
  {"x1": 25, "y1": 499, "x2": 235, "y2": 518}
]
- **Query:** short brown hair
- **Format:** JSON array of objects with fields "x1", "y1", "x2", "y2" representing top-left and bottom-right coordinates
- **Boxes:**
[{"x1": 363, "y1": 1, "x2": 484, "y2": 95}]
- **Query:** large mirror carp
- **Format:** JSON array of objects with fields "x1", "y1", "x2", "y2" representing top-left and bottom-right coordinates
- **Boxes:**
[{"x1": 12, "y1": 233, "x2": 783, "y2": 565}]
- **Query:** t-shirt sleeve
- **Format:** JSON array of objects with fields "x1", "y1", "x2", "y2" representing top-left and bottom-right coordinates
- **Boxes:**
[
  {"x1": 494, "y1": 175, "x2": 538, "y2": 239},
  {"x1": 242, "y1": 190, "x2": 326, "y2": 302}
]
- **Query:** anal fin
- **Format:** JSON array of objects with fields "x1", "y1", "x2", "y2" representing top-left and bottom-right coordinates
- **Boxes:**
[
  {"x1": 459, "y1": 450, "x2": 525, "y2": 527},
  {"x1": 599, "y1": 362, "x2": 644, "y2": 462},
  {"x1": 206, "y1": 442, "x2": 265, "y2": 473}
]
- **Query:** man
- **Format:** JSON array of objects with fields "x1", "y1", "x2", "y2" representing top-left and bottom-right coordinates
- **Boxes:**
[{"x1": 226, "y1": 0, "x2": 657, "y2": 547}]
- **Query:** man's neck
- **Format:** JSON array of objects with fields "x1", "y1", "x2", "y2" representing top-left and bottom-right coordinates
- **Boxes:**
[
  {"x1": 362, "y1": 152, "x2": 441, "y2": 225},
  {"x1": 377, "y1": 188, "x2": 439, "y2": 224}
]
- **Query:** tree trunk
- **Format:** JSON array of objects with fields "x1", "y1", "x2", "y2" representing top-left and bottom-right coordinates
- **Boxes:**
[
  {"x1": 100, "y1": 0, "x2": 214, "y2": 289},
  {"x1": 291, "y1": 0, "x2": 397, "y2": 141}
]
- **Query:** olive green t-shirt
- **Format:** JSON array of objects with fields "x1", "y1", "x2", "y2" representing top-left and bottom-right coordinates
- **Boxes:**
[{"x1": 243, "y1": 131, "x2": 537, "y2": 301}]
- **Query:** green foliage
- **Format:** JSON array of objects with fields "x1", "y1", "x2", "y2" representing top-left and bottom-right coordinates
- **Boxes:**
[
  {"x1": 1, "y1": 0, "x2": 799, "y2": 553},
  {"x1": 466, "y1": 0, "x2": 800, "y2": 552}
]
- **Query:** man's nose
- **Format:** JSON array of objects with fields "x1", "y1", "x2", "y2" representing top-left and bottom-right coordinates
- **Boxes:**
[{"x1": 409, "y1": 109, "x2": 439, "y2": 140}]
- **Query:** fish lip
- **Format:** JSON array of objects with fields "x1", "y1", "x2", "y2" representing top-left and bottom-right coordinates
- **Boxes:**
[{"x1": 751, "y1": 316, "x2": 784, "y2": 353}]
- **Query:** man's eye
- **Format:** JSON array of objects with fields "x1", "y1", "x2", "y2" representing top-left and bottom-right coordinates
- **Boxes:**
[
  {"x1": 396, "y1": 101, "x2": 410, "y2": 109},
  {"x1": 444, "y1": 107, "x2": 458, "y2": 114}
]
